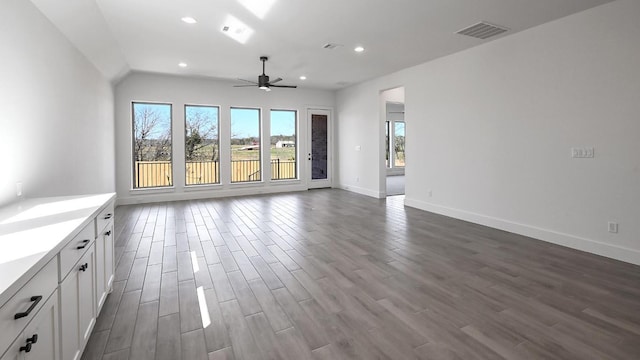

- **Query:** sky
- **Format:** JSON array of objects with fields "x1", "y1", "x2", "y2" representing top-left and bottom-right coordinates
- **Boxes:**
[{"x1": 133, "y1": 103, "x2": 296, "y2": 139}]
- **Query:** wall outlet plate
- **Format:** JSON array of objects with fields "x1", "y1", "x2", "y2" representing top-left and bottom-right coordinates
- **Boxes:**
[
  {"x1": 571, "y1": 147, "x2": 595, "y2": 158},
  {"x1": 608, "y1": 221, "x2": 618, "y2": 233}
]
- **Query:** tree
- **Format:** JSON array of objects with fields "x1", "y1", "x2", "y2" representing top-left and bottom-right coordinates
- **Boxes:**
[
  {"x1": 153, "y1": 128, "x2": 172, "y2": 161},
  {"x1": 133, "y1": 106, "x2": 162, "y2": 161},
  {"x1": 394, "y1": 134, "x2": 405, "y2": 162},
  {"x1": 185, "y1": 109, "x2": 218, "y2": 161}
]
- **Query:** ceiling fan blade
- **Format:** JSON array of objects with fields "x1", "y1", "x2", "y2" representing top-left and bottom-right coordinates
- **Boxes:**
[
  {"x1": 270, "y1": 84, "x2": 297, "y2": 88},
  {"x1": 269, "y1": 77, "x2": 283, "y2": 84},
  {"x1": 233, "y1": 84, "x2": 257, "y2": 87},
  {"x1": 237, "y1": 78, "x2": 258, "y2": 84}
]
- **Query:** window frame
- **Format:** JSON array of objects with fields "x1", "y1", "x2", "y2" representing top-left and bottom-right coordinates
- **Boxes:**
[
  {"x1": 270, "y1": 109, "x2": 298, "y2": 181},
  {"x1": 184, "y1": 104, "x2": 221, "y2": 186},
  {"x1": 230, "y1": 107, "x2": 262, "y2": 183},
  {"x1": 131, "y1": 101, "x2": 174, "y2": 190}
]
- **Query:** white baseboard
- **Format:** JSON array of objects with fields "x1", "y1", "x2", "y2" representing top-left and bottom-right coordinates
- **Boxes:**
[
  {"x1": 404, "y1": 197, "x2": 640, "y2": 266},
  {"x1": 338, "y1": 184, "x2": 385, "y2": 199},
  {"x1": 117, "y1": 184, "x2": 308, "y2": 206}
]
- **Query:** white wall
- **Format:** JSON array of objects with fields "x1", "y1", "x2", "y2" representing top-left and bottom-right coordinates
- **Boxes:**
[
  {"x1": 0, "y1": 0, "x2": 115, "y2": 207},
  {"x1": 336, "y1": 0, "x2": 640, "y2": 265},
  {"x1": 115, "y1": 72, "x2": 335, "y2": 205}
]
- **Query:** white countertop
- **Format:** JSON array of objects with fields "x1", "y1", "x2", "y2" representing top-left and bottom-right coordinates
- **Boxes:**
[{"x1": 0, "y1": 193, "x2": 115, "y2": 307}]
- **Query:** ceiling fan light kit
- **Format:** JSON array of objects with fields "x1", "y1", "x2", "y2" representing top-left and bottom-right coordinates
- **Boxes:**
[{"x1": 234, "y1": 56, "x2": 297, "y2": 91}]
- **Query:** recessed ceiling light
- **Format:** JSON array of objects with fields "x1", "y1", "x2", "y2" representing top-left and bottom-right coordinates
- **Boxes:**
[
  {"x1": 299, "y1": 76, "x2": 307, "y2": 80},
  {"x1": 354, "y1": 46, "x2": 365, "y2": 53},
  {"x1": 181, "y1": 17, "x2": 197, "y2": 24},
  {"x1": 178, "y1": 62, "x2": 188, "y2": 68}
]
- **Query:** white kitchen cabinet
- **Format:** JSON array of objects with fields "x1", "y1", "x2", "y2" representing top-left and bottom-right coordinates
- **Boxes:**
[
  {"x1": 0, "y1": 290, "x2": 59, "y2": 360},
  {"x1": 0, "y1": 194, "x2": 114, "y2": 360}
]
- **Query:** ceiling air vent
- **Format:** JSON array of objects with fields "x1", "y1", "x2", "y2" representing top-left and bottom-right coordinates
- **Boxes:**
[
  {"x1": 323, "y1": 43, "x2": 342, "y2": 50},
  {"x1": 456, "y1": 21, "x2": 508, "y2": 39}
]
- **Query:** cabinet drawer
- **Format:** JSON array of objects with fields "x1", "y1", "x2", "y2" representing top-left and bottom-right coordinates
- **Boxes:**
[
  {"x1": 0, "y1": 257, "x2": 58, "y2": 354},
  {"x1": 96, "y1": 202, "x2": 114, "y2": 235},
  {"x1": 59, "y1": 222, "x2": 94, "y2": 282}
]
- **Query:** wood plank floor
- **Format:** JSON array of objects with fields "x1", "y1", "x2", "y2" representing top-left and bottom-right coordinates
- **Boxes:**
[{"x1": 82, "y1": 189, "x2": 640, "y2": 360}]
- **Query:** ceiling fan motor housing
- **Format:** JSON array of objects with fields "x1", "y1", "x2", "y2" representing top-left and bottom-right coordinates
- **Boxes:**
[{"x1": 258, "y1": 74, "x2": 270, "y2": 88}]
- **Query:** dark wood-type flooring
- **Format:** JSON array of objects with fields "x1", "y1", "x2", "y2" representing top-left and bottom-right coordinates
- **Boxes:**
[{"x1": 81, "y1": 189, "x2": 640, "y2": 360}]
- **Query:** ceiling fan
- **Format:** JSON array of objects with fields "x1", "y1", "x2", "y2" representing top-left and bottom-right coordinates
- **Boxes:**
[{"x1": 234, "y1": 56, "x2": 297, "y2": 91}]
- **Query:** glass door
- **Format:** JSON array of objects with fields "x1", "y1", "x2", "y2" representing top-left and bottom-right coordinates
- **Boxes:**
[{"x1": 307, "y1": 109, "x2": 331, "y2": 188}]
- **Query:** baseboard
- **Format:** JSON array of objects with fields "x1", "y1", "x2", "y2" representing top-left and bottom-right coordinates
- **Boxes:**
[
  {"x1": 338, "y1": 184, "x2": 385, "y2": 199},
  {"x1": 404, "y1": 197, "x2": 640, "y2": 266},
  {"x1": 117, "y1": 184, "x2": 308, "y2": 206}
]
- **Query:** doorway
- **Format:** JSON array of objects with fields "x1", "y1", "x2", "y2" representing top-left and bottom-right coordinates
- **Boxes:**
[
  {"x1": 307, "y1": 109, "x2": 332, "y2": 189},
  {"x1": 380, "y1": 87, "x2": 406, "y2": 197}
]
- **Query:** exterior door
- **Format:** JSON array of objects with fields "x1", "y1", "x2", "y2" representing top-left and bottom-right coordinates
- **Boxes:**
[{"x1": 307, "y1": 109, "x2": 332, "y2": 189}]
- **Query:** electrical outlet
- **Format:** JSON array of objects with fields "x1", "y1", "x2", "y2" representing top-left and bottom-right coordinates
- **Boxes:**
[
  {"x1": 608, "y1": 221, "x2": 618, "y2": 233},
  {"x1": 16, "y1": 182, "x2": 23, "y2": 197},
  {"x1": 571, "y1": 147, "x2": 595, "y2": 158},
  {"x1": 427, "y1": 189, "x2": 432, "y2": 197}
]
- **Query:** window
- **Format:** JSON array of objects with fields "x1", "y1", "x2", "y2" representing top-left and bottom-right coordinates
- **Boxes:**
[
  {"x1": 386, "y1": 120, "x2": 405, "y2": 170},
  {"x1": 270, "y1": 110, "x2": 297, "y2": 180},
  {"x1": 185, "y1": 105, "x2": 220, "y2": 185},
  {"x1": 132, "y1": 102, "x2": 172, "y2": 188},
  {"x1": 394, "y1": 122, "x2": 405, "y2": 167},
  {"x1": 385, "y1": 121, "x2": 390, "y2": 168},
  {"x1": 230, "y1": 107, "x2": 261, "y2": 182}
]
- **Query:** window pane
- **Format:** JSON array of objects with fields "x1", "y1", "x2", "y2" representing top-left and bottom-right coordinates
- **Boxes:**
[
  {"x1": 132, "y1": 102, "x2": 172, "y2": 188},
  {"x1": 270, "y1": 110, "x2": 297, "y2": 180},
  {"x1": 231, "y1": 108, "x2": 261, "y2": 182},
  {"x1": 394, "y1": 122, "x2": 405, "y2": 168},
  {"x1": 311, "y1": 114, "x2": 328, "y2": 180},
  {"x1": 185, "y1": 105, "x2": 219, "y2": 185}
]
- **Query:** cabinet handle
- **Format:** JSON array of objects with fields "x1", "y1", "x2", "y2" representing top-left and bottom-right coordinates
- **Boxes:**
[
  {"x1": 105, "y1": 230, "x2": 112, "y2": 236},
  {"x1": 77, "y1": 239, "x2": 90, "y2": 249},
  {"x1": 79, "y1": 263, "x2": 88, "y2": 272},
  {"x1": 19, "y1": 333, "x2": 38, "y2": 352},
  {"x1": 14, "y1": 295, "x2": 42, "y2": 319},
  {"x1": 104, "y1": 213, "x2": 113, "y2": 220},
  {"x1": 20, "y1": 342, "x2": 32, "y2": 353}
]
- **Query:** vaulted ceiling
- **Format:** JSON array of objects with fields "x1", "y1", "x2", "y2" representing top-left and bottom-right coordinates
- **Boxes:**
[{"x1": 30, "y1": 0, "x2": 614, "y2": 89}]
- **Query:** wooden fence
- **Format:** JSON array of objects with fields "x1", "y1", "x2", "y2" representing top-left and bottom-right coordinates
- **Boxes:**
[{"x1": 135, "y1": 160, "x2": 296, "y2": 188}]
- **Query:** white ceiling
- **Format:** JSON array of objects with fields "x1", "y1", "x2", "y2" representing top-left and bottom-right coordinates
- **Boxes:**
[{"x1": 30, "y1": 0, "x2": 614, "y2": 89}]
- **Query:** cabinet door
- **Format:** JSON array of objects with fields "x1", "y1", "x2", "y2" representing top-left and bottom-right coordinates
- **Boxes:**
[
  {"x1": 23, "y1": 292, "x2": 59, "y2": 360},
  {"x1": 0, "y1": 292, "x2": 59, "y2": 360},
  {"x1": 59, "y1": 266, "x2": 80, "y2": 360},
  {"x1": 95, "y1": 224, "x2": 114, "y2": 313},
  {"x1": 0, "y1": 336, "x2": 23, "y2": 360},
  {"x1": 104, "y1": 224, "x2": 114, "y2": 293},
  {"x1": 94, "y1": 232, "x2": 105, "y2": 313},
  {"x1": 59, "y1": 245, "x2": 95, "y2": 360},
  {"x1": 77, "y1": 245, "x2": 96, "y2": 350}
]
